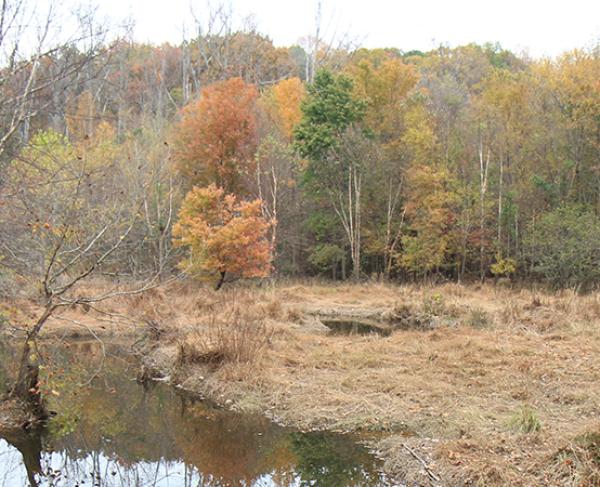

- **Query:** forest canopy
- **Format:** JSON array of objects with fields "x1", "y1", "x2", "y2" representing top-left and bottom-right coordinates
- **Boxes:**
[{"x1": 1, "y1": 0, "x2": 600, "y2": 291}]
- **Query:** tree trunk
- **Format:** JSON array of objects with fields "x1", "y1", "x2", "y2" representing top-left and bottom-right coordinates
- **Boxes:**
[
  {"x1": 10, "y1": 303, "x2": 55, "y2": 417},
  {"x1": 10, "y1": 341, "x2": 45, "y2": 419},
  {"x1": 498, "y1": 153, "x2": 504, "y2": 247},
  {"x1": 352, "y1": 245, "x2": 360, "y2": 280},
  {"x1": 2, "y1": 429, "x2": 43, "y2": 487},
  {"x1": 352, "y1": 167, "x2": 361, "y2": 280},
  {"x1": 479, "y1": 139, "x2": 490, "y2": 283},
  {"x1": 215, "y1": 270, "x2": 226, "y2": 290}
]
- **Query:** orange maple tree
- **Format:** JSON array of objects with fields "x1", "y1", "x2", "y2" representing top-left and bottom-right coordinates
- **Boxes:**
[
  {"x1": 172, "y1": 77, "x2": 258, "y2": 193},
  {"x1": 172, "y1": 184, "x2": 273, "y2": 289}
]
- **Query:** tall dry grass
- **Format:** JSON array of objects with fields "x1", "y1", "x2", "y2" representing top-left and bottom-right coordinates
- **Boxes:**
[{"x1": 177, "y1": 307, "x2": 273, "y2": 368}]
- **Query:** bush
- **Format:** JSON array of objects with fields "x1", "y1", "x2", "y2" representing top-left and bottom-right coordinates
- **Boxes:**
[
  {"x1": 490, "y1": 255, "x2": 517, "y2": 278},
  {"x1": 308, "y1": 244, "x2": 345, "y2": 275},
  {"x1": 178, "y1": 309, "x2": 272, "y2": 367},
  {"x1": 421, "y1": 293, "x2": 446, "y2": 316},
  {"x1": 525, "y1": 206, "x2": 600, "y2": 290},
  {"x1": 466, "y1": 307, "x2": 490, "y2": 329}
]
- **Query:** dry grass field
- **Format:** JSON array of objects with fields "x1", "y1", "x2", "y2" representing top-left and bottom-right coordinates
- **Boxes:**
[{"x1": 3, "y1": 279, "x2": 600, "y2": 485}]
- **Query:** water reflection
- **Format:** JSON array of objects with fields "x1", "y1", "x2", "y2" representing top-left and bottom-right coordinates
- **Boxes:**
[{"x1": 0, "y1": 341, "x2": 389, "y2": 487}]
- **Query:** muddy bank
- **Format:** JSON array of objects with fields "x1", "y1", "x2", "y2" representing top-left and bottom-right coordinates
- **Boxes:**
[{"x1": 0, "y1": 291, "x2": 158, "y2": 342}]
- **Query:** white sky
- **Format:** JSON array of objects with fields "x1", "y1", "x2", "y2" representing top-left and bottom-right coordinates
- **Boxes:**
[{"x1": 88, "y1": 0, "x2": 600, "y2": 57}]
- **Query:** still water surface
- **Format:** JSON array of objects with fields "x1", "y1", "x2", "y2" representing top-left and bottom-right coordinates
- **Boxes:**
[{"x1": 0, "y1": 340, "x2": 391, "y2": 487}]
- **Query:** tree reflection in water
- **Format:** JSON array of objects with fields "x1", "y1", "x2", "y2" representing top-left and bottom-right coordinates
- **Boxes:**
[{"x1": 0, "y1": 342, "x2": 390, "y2": 487}]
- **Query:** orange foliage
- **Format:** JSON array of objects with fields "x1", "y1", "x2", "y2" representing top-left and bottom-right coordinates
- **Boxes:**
[
  {"x1": 172, "y1": 184, "x2": 273, "y2": 284},
  {"x1": 260, "y1": 77, "x2": 305, "y2": 140},
  {"x1": 173, "y1": 78, "x2": 259, "y2": 193}
]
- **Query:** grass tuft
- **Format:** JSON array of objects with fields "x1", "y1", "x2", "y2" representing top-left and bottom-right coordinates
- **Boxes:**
[
  {"x1": 177, "y1": 308, "x2": 272, "y2": 368},
  {"x1": 509, "y1": 405, "x2": 541, "y2": 433}
]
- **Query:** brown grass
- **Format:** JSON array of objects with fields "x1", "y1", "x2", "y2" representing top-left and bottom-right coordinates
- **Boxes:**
[
  {"x1": 177, "y1": 308, "x2": 273, "y2": 368},
  {"x1": 154, "y1": 281, "x2": 600, "y2": 486},
  {"x1": 6, "y1": 278, "x2": 600, "y2": 485}
]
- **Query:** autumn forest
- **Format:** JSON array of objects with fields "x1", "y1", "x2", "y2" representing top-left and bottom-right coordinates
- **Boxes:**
[{"x1": 1, "y1": 1, "x2": 599, "y2": 293}]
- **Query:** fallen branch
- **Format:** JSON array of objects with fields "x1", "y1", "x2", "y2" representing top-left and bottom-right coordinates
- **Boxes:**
[{"x1": 402, "y1": 443, "x2": 441, "y2": 483}]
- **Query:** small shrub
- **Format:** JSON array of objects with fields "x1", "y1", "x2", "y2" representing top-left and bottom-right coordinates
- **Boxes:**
[
  {"x1": 525, "y1": 205, "x2": 600, "y2": 290},
  {"x1": 422, "y1": 293, "x2": 446, "y2": 316},
  {"x1": 466, "y1": 307, "x2": 490, "y2": 329},
  {"x1": 490, "y1": 255, "x2": 517, "y2": 279},
  {"x1": 509, "y1": 405, "x2": 541, "y2": 433}
]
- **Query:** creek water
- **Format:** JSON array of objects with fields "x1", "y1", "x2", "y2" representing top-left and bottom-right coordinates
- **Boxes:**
[{"x1": 0, "y1": 340, "x2": 392, "y2": 487}]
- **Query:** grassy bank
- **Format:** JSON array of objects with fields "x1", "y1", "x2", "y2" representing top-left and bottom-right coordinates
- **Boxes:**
[{"x1": 3, "y1": 280, "x2": 600, "y2": 485}]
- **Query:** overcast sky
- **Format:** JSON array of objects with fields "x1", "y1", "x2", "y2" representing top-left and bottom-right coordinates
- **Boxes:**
[{"x1": 86, "y1": 0, "x2": 600, "y2": 58}]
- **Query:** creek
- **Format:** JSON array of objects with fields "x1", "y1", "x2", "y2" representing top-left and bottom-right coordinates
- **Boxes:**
[{"x1": 0, "y1": 339, "x2": 392, "y2": 487}]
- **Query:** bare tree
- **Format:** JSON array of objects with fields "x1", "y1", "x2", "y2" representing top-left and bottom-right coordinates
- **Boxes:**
[
  {"x1": 323, "y1": 128, "x2": 380, "y2": 280},
  {"x1": 184, "y1": 1, "x2": 297, "y2": 89},
  {"x1": 131, "y1": 123, "x2": 181, "y2": 278},
  {"x1": 478, "y1": 133, "x2": 491, "y2": 282},
  {"x1": 382, "y1": 178, "x2": 406, "y2": 280},
  {"x1": 189, "y1": 0, "x2": 233, "y2": 88},
  {"x1": 0, "y1": 0, "x2": 117, "y2": 161},
  {"x1": 255, "y1": 136, "x2": 305, "y2": 270},
  {"x1": 0, "y1": 125, "x2": 165, "y2": 410},
  {"x1": 300, "y1": 0, "x2": 360, "y2": 83}
]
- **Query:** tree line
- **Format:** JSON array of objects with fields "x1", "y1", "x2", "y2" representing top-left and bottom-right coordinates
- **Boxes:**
[{"x1": 1, "y1": 1, "x2": 600, "y2": 292}]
